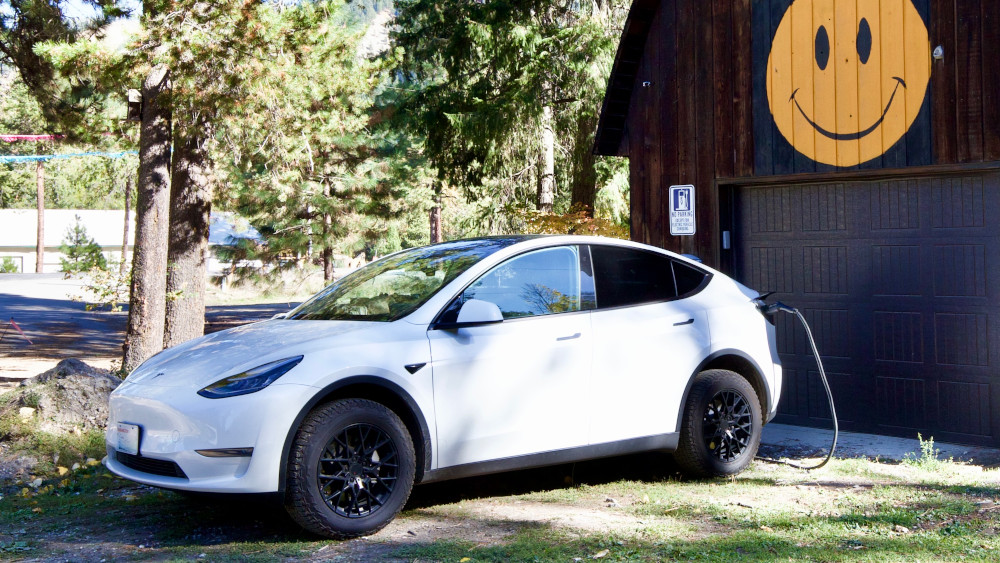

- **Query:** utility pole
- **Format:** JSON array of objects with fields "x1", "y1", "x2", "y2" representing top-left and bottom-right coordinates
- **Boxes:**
[
  {"x1": 121, "y1": 175, "x2": 132, "y2": 276},
  {"x1": 35, "y1": 160, "x2": 44, "y2": 273}
]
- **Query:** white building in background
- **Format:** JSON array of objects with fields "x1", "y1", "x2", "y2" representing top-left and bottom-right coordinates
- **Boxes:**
[
  {"x1": 0, "y1": 209, "x2": 135, "y2": 273},
  {"x1": 0, "y1": 209, "x2": 261, "y2": 274}
]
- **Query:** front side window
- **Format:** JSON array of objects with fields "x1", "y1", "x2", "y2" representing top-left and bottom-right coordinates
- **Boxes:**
[
  {"x1": 455, "y1": 246, "x2": 586, "y2": 320},
  {"x1": 288, "y1": 238, "x2": 523, "y2": 321}
]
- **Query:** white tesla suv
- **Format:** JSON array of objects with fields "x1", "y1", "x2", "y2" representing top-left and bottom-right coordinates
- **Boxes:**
[{"x1": 106, "y1": 236, "x2": 782, "y2": 538}]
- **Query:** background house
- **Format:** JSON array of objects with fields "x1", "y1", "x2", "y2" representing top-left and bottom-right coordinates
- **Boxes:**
[
  {"x1": 0, "y1": 209, "x2": 134, "y2": 273},
  {"x1": 0, "y1": 210, "x2": 261, "y2": 276},
  {"x1": 596, "y1": 0, "x2": 998, "y2": 446}
]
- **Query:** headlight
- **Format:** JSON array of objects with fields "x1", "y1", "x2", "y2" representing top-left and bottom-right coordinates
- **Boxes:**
[{"x1": 197, "y1": 356, "x2": 303, "y2": 399}]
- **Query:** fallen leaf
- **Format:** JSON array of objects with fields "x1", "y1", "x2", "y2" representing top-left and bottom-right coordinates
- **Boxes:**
[
  {"x1": 592, "y1": 549, "x2": 609, "y2": 559},
  {"x1": 57, "y1": 466, "x2": 69, "y2": 476}
]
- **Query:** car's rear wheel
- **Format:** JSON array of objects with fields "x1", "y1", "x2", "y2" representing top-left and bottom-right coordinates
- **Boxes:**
[
  {"x1": 285, "y1": 398, "x2": 415, "y2": 538},
  {"x1": 674, "y1": 369, "x2": 761, "y2": 477}
]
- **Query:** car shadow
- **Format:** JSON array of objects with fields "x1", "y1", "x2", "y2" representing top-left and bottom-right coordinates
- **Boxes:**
[{"x1": 407, "y1": 451, "x2": 683, "y2": 509}]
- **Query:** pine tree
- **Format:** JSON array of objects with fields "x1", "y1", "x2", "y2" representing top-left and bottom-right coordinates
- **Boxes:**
[
  {"x1": 390, "y1": 0, "x2": 628, "y2": 228},
  {"x1": 59, "y1": 215, "x2": 107, "y2": 275},
  {"x1": 218, "y1": 1, "x2": 428, "y2": 281}
]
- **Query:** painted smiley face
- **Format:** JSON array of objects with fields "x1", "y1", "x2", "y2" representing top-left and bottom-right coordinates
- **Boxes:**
[{"x1": 766, "y1": 0, "x2": 931, "y2": 167}]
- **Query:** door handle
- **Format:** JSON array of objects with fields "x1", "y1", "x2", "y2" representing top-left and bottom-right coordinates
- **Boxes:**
[
  {"x1": 556, "y1": 333, "x2": 582, "y2": 341},
  {"x1": 673, "y1": 318, "x2": 694, "y2": 326}
]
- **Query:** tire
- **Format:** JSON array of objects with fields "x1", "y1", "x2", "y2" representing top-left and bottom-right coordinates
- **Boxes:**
[
  {"x1": 285, "y1": 398, "x2": 415, "y2": 538},
  {"x1": 674, "y1": 369, "x2": 762, "y2": 478}
]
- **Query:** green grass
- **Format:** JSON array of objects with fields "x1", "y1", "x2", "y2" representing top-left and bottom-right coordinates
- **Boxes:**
[{"x1": 0, "y1": 454, "x2": 997, "y2": 561}]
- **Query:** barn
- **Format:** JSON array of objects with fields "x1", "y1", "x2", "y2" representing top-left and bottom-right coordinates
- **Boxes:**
[{"x1": 595, "y1": 0, "x2": 999, "y2": 446}]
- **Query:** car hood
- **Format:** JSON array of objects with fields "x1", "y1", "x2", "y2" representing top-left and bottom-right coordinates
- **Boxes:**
[{"x1": 123, "y1": 319, "x2": 381, "y2": 389}]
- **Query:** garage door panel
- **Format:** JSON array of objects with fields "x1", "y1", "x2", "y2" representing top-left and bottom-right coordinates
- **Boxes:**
[
  {"x1": 871, "y1": 245, "x2": 923, "y2": 295},
  {"x1": 931, "y1": 176, "x2": 986, "y2": 229},
  {"x1": 802, "y1": 246, "x2": 849, "y2": 294},
  {"x1": 934, "y1": 313, "x2": 990, "y2": 366},
  {"x1": 933, "y1": 244, "x2": 987, "y2": 297},
  {"x1": 871, "y1": 180, "x2": 921, "y2": 231},
  {"x1": 876, "y1": 376, "x2": 928, "y2": 431},
  {"x1": 800, "y1": 184, "x2": 848, "y2": 232},
  {"x1": 936, "y1": 381, "x2": 992, "y2": 438},
  {"x1": 873, "y1": 311, "x2": 925, "y2": 363},
  {"x1": 734, "y1": 172, "x2": 1000, "y2": 446}
]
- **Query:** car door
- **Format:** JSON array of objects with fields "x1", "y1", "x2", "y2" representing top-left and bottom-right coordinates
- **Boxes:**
[
  {"x1": 587, "y1": 245, "x2": 712, "y2": 445},
  {"x1": 427, "y1": 245, "x2": 594, "y2": 468}
]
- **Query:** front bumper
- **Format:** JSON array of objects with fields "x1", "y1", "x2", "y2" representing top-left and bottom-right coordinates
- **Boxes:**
[{"x1": 104, "y1": 381, "x2": 316, "y2": 493}]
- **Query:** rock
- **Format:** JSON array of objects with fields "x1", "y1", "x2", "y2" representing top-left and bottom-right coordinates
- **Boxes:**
[
  {"x1": 18, "y1": 407, "x2": 35, "y2": 420},
  {"x1": 11, "y1": 359, "x2": 121, "y2": 434},
  {"x1": 26, "y1": 359, "x2": 114, "y2": 385},
  {"x1": 894, "y1": 525, "x2": 910, "y2": 534},
  {"x1": 30, "y1": 478, "x2": 42, "y2": 488}
]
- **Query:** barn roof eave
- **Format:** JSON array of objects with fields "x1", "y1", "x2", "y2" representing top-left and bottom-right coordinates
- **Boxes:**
[{"x1": 593, "y1": 0, "x2": 660, "y2": 157}]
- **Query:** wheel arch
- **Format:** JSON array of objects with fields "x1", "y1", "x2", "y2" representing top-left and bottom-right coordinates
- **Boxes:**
[
  {"x1": 278, "y1": 376, "x2": 432, "y2": 494},
  {"x1": 676, "y1": 350, "x2": 772, "y2": 432}
]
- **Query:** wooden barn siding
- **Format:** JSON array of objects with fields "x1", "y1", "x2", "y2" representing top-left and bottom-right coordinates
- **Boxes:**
[
  {"x1": 627, "y1": 0, "x2": 755, "y2": 265},
  {"x1": 932, "y1": 0, "x2": 1000, "y2": 163},
  {"x1": 625, "y1": 0, "x2": 1000, "y2": 267}
]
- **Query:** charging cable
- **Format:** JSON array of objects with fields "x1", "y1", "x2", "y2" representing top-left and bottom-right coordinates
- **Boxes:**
[{"x1": 755, "y1": 301, "x2": 838, "y2": 470}]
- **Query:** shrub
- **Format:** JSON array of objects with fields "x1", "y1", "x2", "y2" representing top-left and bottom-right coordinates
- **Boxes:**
[
  {"x1": 523, "y1": 204, "x2": 629, "y2": 239},
  {"x1": 0, "y1": 256, "x2": 18, "y2": 273},
  {"x1": 71, "y1": 259, "x2": 131, "y2": 312}
]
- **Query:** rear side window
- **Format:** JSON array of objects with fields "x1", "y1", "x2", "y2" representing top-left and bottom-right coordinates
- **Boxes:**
[
  {"x1": 673, "y1": 260, "x2": 710, "y2": 297},
  {"x1": 589, "y1": 245, "x2": 709, "y2": 309}
]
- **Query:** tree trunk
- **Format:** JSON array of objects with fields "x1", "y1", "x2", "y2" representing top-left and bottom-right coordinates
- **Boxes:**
[
  {"x1": 429, "y1": 182, "x2": 442, "y2": 244},
  {"x1": 164, "y1": 132, "x2": 213, "y2": 348},
  {"x1": 35, "y1": 160, "x2": 44, "y2": 273},
  {"x1": 570, "y1": 113, "x2": 598, "y2": 212},
  {"x1": 322, "y1": 183, "x2": 333, "y2": 282},
  {"x1": 122, "y1": 66, "x2": 172, "y2": 372},
  {"x1": 538, "y1": 105, "x2": 555, "y2": 213},
  {"x1": 120, "y1": 175, "x2": 132, "y2": 276}
]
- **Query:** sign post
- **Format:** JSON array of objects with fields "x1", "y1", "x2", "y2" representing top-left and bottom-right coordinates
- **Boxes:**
[{"x1": 669, "y1": 185, "x2": 696, "y2": 236}]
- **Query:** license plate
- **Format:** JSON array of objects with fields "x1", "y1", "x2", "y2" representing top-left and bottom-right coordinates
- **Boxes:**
[{"x1": 116, "y1": 422, "x2": 140, "y2": 455}]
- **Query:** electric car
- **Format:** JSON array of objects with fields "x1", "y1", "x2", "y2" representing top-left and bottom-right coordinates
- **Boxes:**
[{"x1": 105, "y1": 236, "x2": 782, "y2": 538}]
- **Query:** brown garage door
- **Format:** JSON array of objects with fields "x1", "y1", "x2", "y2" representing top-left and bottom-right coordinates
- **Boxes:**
[{"x1": 732, "y1": 171, "x2": 1000, "y2": 447}]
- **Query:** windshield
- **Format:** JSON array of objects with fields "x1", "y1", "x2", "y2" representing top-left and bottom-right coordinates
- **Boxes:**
[{"x1": 287, "y1": 238, "x2": 526, "y2": 321}]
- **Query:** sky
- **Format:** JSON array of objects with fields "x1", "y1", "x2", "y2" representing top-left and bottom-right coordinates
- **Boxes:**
[{"x1": 61, "y1": 0, "x2": 141, "y2": 20}]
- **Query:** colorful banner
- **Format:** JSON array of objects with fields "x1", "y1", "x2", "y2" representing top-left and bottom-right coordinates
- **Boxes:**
[
  {"x1": 0, "y1": 150, "x2": 137, "y2": 164},
  {"x1": 0, "y1": 134, "x2": 65, "y2": 142}
]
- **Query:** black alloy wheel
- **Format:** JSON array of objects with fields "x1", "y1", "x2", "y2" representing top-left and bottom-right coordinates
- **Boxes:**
[
  {"x1": 675, "y1": 369, "x2": 762, "y2": 477},
  {"x1": 701, "y1": 389, "x2": 753, "y2": 462},
  {"x1": 286, "y1": 398, "x2": 415, "y2": 538},
  {"x1": 318, "y1": 423, "x2": 399, "y2": 518}
]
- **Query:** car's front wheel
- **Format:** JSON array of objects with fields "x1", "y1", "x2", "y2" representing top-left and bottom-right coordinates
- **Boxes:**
[
  {"x1": 285, "y1": 398, "x2": 415, "y2": 538},
  {"x1": 674, "y1": 369, "x2": 761, "y2": 477}
]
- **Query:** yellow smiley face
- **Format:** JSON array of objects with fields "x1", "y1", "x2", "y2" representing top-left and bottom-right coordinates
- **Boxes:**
[{"x1": 766, "y1": 0, "x2": 931, "y2": 167}]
